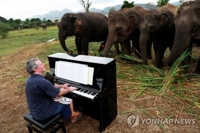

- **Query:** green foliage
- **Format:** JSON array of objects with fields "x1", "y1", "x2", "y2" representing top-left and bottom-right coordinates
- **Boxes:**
[
  {"x1": 121, "y1": 0, "x2": 134, "y2": 9},
  {"x1": 13, "y1": 19, "x2": 21, "y2": 25},
  {"x1": 30, "y1": 18, "x2": 41, "y2": 22},
  {"x1": 8, "y1": 18, "x2": 14, "y2": 23},
  {"x1": 0, "y1": 16, "x2": 8, "y2": 22},
  {"x1": 0, "y1": 22, "x2": 12, "y2": 38},
  {"x1": 120, "y1": 50, "x2": 196, "y2": 94},
  {"x1": 179, "y1": 0, "x2": 184, "y2": 3},
  {"x1": 157, "y1": 0, "x2": 169, "y2": 7}
]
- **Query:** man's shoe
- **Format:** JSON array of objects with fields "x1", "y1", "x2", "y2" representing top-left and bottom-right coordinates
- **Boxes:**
[{"x1": 71, "y1": 112, "x2": 82, "y2": 123}]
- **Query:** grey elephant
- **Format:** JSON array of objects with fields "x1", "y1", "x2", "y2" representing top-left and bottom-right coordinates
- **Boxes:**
[
  {"x1": 103, "y1": 6, "x2": 152, "y2": 59},
  {"x1": 139, "y1": 4, "x2": 176, "y2": 68},
  {"x1": 58, "y1": 12, "x2": 108, "y2": 55},
  {"x1": 41, "y1": 23, "x2": 47, "y2": 30},
  {"x1": 167, "y1": 1, "x2": 200, "y2": 72}
]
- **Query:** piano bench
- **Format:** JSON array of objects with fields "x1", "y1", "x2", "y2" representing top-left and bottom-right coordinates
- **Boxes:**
[{"x1": 23, "y1": 113, "x2": 66, "y2": 133}]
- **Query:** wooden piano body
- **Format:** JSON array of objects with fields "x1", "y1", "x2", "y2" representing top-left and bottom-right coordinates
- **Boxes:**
[{"x1": 48, "y1": 53, "x2": 117, "y2": 132}]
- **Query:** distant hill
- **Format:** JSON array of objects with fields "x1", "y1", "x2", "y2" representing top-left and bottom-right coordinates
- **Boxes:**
[
  {"x1": 30, "y1": 8, "x2": 73, "y2": 20},
  {"x1": 30, "y1": 2, "x2": 180, "y2": 20}
]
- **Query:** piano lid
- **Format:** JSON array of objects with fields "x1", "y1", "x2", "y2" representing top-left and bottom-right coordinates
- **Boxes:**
[{"x1": 48, "y1": 53, "x2": 114, "y2": 65}]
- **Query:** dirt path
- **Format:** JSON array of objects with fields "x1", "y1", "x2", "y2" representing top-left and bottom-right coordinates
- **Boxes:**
[{"x1": 0, "y1": 43, "x2": 53, "y2": 133}]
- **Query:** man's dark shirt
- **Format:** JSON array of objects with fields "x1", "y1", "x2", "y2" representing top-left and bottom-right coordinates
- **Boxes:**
[{"x1": 25, "y1": 74, "x2": 60, "y2": 120}]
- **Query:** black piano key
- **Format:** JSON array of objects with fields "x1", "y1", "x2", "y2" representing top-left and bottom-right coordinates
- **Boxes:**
[
  {"x1": 79, "y1": 88, "x2": 83, "y2": 91},
  {"x1": 91, "y1": 92, "x2": 97, "y2": 95},
  {"x1": 77, "y1": 88, "x2": 81, "y2": 91},
  {"x1": 87, "y1": 91, "x2": 92, "y2": 94}
]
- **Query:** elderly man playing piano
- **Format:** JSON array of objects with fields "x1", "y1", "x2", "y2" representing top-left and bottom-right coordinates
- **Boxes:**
[{"x1": 25, "y1": 57, "x2": 81, "y2": 123}]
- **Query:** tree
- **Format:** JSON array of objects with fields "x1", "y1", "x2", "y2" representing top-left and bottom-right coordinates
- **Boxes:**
[
  {"x1": 157, "y1": 0, "x2": 169, "y2": 7},
  {"x1": 30, "y1": 18, "x2": 41, "y2": 27},
  {"x1": 121, "y1": 0, "x2": 134, "y2": 9},
  {"x1": 8, "y1": 18, "x2": 14, "y2": 23},
  {"x1": 79, "y1": 0, "x2": 92, "y2": 12},
  {"x1": 109, "y1": 7, "x2": 116, "y2": 13},
  {"x1": 0, "y1": 22, "x2": 12, "y2": 38},
  {"x1": 0, "y1": 16, "x2": 8, "y2": 23},
  {"x1": 13, "y1": 19, "x2": 22, "y2": 26}
]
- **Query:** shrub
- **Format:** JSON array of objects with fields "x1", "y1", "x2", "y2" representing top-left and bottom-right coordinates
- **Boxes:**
[{"x1": 0, "y1": 22, "x2": 12, "y2": 38}]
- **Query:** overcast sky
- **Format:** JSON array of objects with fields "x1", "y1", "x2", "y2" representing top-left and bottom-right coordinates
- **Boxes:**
[{"x1": 1, "y1": 0, "x2": 178, "y2": 20}]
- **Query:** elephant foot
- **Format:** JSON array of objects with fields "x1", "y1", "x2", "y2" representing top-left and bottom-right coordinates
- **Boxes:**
[
  {"x1": 98, "y1": 42, "x2": 105, "y2": 52},
  {"x1": 68, "y1": 50, "x2": 73, "y2": 55}
]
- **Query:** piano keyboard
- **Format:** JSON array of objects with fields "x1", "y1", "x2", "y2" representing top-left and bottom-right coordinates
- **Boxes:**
[{"x1": 71, "y1": 88, "x2": 98, "y2": 99}]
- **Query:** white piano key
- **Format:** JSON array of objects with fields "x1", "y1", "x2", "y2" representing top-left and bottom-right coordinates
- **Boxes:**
[{"x1": 71, "y1": 89, "x2": 98, "y2": 99}]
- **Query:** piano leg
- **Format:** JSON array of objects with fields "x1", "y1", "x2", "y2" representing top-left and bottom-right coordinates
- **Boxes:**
[
  {"x1": 98, "y1": 103, "x2": 105, "y2": 132},
  {"x1": 97, "y1": 94, "x2": 117, "y2": 132}
]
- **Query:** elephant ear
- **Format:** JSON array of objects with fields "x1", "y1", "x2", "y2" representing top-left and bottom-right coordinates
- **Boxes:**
[
  {"x1": 74, "y1": 18, "x2": 83, "y2": 38},
  {"x1": 128, "y1": 15, "x2": 138, "y2": 34},
  {"x1": 108, "y1": 11, "x2": 116, "y2": 18},
  {"x1": 174, "y1": 2, "x2": 193, "y2": 20},
  {"x1": 69, "y1": 14, "x2": 78, "y2": 23},
  {"x1": 160, "y1": 14, "x2": 171, "y2": 27},
  {"x1": 69, "y1": 14, "x2": 83, "y2": 37}
]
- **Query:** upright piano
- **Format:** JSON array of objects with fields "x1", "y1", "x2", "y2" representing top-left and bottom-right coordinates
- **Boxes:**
[{"x1": 47, "y1": 53, "x2": 117, "y2": 132}]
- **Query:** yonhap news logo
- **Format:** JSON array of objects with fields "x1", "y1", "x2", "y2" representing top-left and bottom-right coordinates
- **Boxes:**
[
  {"x1": 127, "y1": 114, "x2": 196, "y2": 128},
  {"x1": 127, "y1": 114, "x2": 139, "y2": 128}
]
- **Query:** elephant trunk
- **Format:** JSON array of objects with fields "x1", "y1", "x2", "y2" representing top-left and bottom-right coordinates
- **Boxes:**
[
  {"x1": 167, "y1": 28, "x2": 191, "y2": 66},
  {"x1": 139, "y1": 32, "x2": 149, "y2": 65},
  {"x1": 58, "y1": 30, "x2": 69, "y2": 53},
  {"x1": 103, "y1": 33, "x2": 118, "y2": 57}
]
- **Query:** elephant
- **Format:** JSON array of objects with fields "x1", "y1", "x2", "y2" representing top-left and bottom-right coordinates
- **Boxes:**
[
  {"x1": 167, "y1": 1, "x2": 200, "y2": 72},
  {"x1": 103, "y1": 6, "x2": 152, "y2": 59},
  {"x1": 41, "y1": 23, "x2": 47, "y2": 30},
  {"x1": 139, "y1": 4, "x2": 176, "y2": 68},
  {"x1": 58, "y1": 12, "x2": 108, "y2": 55}
]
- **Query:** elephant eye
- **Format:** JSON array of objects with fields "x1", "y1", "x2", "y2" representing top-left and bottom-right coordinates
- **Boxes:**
[
  {"x1": 116, "y1": 27, "x2": 122, "y2": 34},
  {"x1": 149, "y1": 26, "x2": 155, "y2": 32},
  {"x1": 192, "y1": 24, "x2": 199, "y2": 32}
]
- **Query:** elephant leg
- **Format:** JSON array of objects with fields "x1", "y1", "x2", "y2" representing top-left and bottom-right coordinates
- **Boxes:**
[
  {"x1": 122, "y1": 40, "x2": 131, "y2": 55},
  {"x1": 132, "y1": 38, "x2": 141, "y2": 58},
  {"x1": 181, "y1": 44, "x2": 193, "y2": 73},
  {"x1": 75, "y1": 38, "x2": 82, "y2": 54},
  {"x1": 114, "y1": 43, "x2": 120, "y2": 55},
  {"x1": 81, "y1": 38, "x2": 89, "y2": 55},
  {"x1": 155, "y1": 39, "x2": 167, "y2": 68},
  {"x1": 194, "y1": 57, "x2": 200, "y2": 74},
  {"x1": 98, "y1": 41, "x2": 105, "y2": 53},
  {"x1": 153, "y1": 41, "x2": 158, "y2": 55},
  {"x1": 131, "y1": 29, "x2": 141, "y2": 58},
  {"x1": 147, "y1": 40, "x2": 153, "y2": 59},
  {"x1": 120, "y1": 42, "x2": 124, "y2": 52}
]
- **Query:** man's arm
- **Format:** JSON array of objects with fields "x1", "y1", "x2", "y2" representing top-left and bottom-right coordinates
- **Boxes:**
[
  {"x1": 54, "y1": 83, "x2": 69, "y2": 88},
  {"x1": 58, "y1": 86, "x2": 77, "y2": 96}
]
